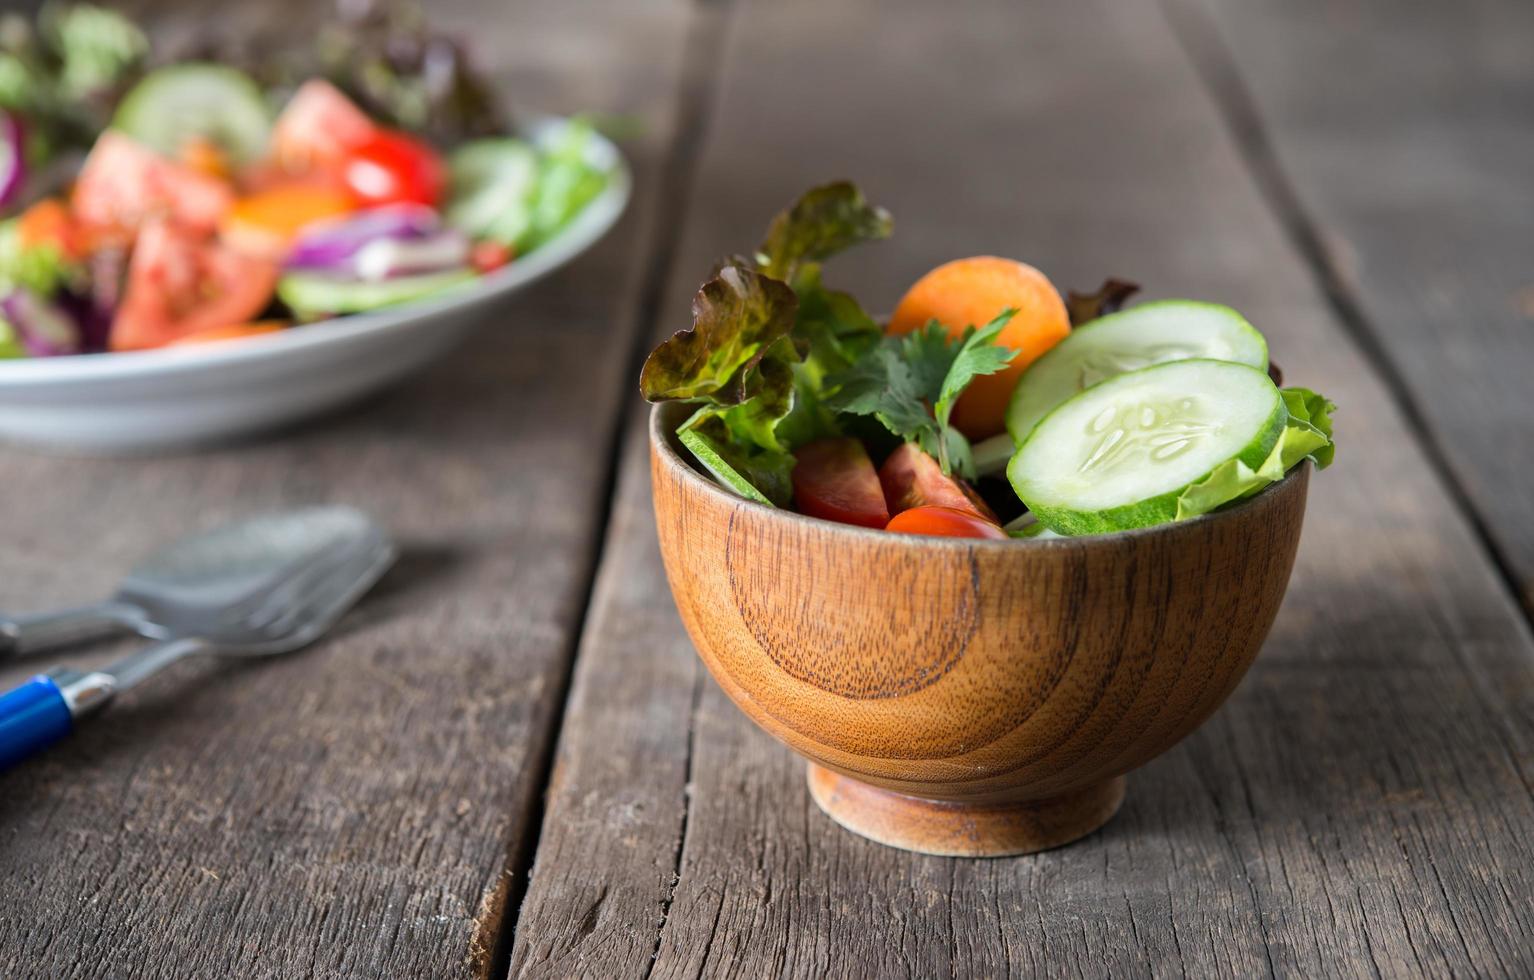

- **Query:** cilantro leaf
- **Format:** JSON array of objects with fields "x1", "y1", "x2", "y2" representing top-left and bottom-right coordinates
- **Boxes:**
[
  {"x1": 897, "y1": 322, "x2": 957, "y2": 404},
  {"x1": 755, "y1": 181, "x2": 893, "y2": 282},
  {"x1": 933, "y1": 309, "x2": 1018, "y2": 429},
  {"x1": 825, "y1": 309, "x2": 1018, "y2": 478},
  {"x1": 825, "y1": 341, "x2": 937, "y2": 442},
  {"x1": 639, "y1": 264, "x2": 798, "y2": 405}
]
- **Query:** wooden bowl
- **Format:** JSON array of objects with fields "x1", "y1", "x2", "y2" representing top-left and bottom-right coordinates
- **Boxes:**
[{"x1": 649, "y1": 403, "x2": 1309, "y2": 857}]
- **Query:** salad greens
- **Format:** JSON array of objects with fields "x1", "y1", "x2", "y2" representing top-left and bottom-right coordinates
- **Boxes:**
[
  {"x1": 825, "y1": 312, "x2": 1017, "y2": 479},
  {"x1": 642, "y1": 181, "x2": 1019, "y2": 506},
  {"x1": 448, "y1": 119, "x2": 610, "y2": 254},
  {"x1": 1174, "y1": 386, "x2": 1335, "y2": 520},
  {"x1": 755, "y1": 181, "x2": 894, "y2": 282},
  {"x1": 0, "y1": 3, "x2": 147, "y2": 161},
  {"x1": 642, "y1": 180, "x2": 1337, "y2": 538},
  {"x1": 304, "y1": 0, "x2": 505, "y2": 145},
  {"x1": 645, "y1": 182, "x2": 1126, "y2": 506},
  {"x1": 0, "y1": 217, "x2": 75, "y2": 295}
]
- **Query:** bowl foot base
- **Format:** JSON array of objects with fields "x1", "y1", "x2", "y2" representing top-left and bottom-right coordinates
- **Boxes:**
[{"x1": 807, "y1": 764, "x2": 1126, "y2": 857}]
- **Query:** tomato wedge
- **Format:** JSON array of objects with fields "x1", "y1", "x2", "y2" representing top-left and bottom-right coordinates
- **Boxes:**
[
  {"x1": 169, "y1": 320, "x2": 287, "y2": 346},
  {"x1": 73, "y1": 132, "x2": 234, "y2": 238},
  {"x1": 110, "y1": 220, "x2": 279, "y2": 351},
  {"x1": 791, "y1": 438, "x2": 890, "y2": 528},
  {"x1": 886, "y1": 506, "x2": 1008, "y2": 540},
  {"x1": 270, "y1": 79, "x2": 377, "y2": 173},
  {"x1": 878, "y1": 442, "x2": 998, "y2": 522}
]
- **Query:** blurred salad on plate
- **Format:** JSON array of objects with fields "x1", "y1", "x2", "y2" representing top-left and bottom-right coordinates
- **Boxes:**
[{"x1": 0, "y1": 0, "x2": 615, "y2": 357}]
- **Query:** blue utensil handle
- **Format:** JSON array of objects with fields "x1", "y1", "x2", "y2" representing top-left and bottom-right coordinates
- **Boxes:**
[{"x1": 0, "y1": 675, "x2": 72, "y2": 770}]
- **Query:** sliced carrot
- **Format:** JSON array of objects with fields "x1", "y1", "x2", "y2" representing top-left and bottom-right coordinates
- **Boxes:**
[
  {"x1": 170, "y1": 320, "x2": 288, "y2": 346},
  {"x1": 179, "y1": 136, "x2": 232, "y2": 180},
  {"x1": 221, "y1": 183, "x2": 357, "y2": 258},
  {"x1": 16, "y1": 199, "x2": 80, "y2": 259},
  {"x1": 888, "y1": 256, "x2": 1071, "y2": 439}
]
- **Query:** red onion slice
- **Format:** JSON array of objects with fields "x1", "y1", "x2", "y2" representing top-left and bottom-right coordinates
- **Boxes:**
[
  {"x1": 286, "y1": 204, "x2": 440, "y2": 270},
  {"x1": 0, "y1": 111, "x2": 25, "y2": 210},
  {"x1": 1, "y1": 288, "x2": 82, "y2": 357},
  {"x1": 352, "y1": 231, "x2": 471, "y2": 281}
]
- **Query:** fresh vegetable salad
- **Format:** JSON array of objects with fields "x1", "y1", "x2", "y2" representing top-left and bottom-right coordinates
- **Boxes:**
[
  {"x1": 641, "y1": 182, "x2": 1337, "y2": 539},
  {"x1": 0, "y1": 3, "x2": 611, "y2": 357}
]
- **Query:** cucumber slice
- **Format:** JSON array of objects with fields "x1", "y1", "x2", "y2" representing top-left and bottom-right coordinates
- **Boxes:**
[
  {"x1": 278, "y1": 269, "x2": 477, "y2": 320},
  {"x1": 113, "y1": 64, "x2": 272, "y2": 163},
  {"x1": 678, "y1": 426, "x2": 775, "y2": 506},
  {"x1": 1008, "y1": 359, "x2": 1286, "y2": 535},
  {"x1": 1007, "y1": 301, "x2": 1268, "y2": 443},
  {"x1": 970, "y1": 431, "x2": 1016, "y2": 476},
  {"x1": 445, "y1": 139, "x2": 539, "y2": 245}
]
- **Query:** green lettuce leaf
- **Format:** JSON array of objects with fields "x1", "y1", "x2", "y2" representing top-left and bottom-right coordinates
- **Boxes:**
[
  {"x1": 1175, "y1": 386, "x2": 1337, "y2": 519},
  {"x1": 692, "y1": 337, "x2": 798, "y2": 453},
  {"x1": 526, "y1": 118, "x2": 609, "y2": 249},
  {"x1": 1279, "y1": 386, "x2": 1336, "y2": 469},
  {"x1": 642, "y1": 181, "x2": 894, "y2": 504},
  {"x1": 773, "y1": 264, "x2": 882, "y2": 447},
  {"x1": 678, "y1": 408, "x2": 795, "y2": 507},
  {"x1": 641, "y1": 264, "x2": 801, "y2": 504},
  {"x1": 0, "y1": 219, "x2": 77, "y2": 296},
  {"x1": 46, "y1": 3, "x2": 148, "y2": 102},
  {"x1": 755, "y1": 181, "x2": 892, "y2": 282},
  {"x1": 640, "y1": 264, "x2": 798, "y2": 405},
  {"x1": 0, "y1": 318, "x2": 24, "y2": 359}
]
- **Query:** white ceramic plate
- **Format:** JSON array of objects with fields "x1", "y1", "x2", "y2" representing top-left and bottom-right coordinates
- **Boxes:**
[{"x1": 0, "y1": 117, "x2": 630, "y2": 454}]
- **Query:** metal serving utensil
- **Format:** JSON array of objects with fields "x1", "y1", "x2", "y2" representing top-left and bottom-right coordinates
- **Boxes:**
[
  {"x1": 0, "y1": 525, "x2": 396, "y2": 771},
  {"x1": 0, "y1": 507, "x2": 381, "y2": 659}
]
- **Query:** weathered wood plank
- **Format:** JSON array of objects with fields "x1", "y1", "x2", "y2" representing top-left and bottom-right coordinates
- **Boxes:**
[
  {"x1": 0, "y1": 2, "x2": 692, "y2": 977},
  {"x1": 510, "y1": 0, "x2": 1534, "y2": 975},
  {"x1": 1173, "y1": 0, "x2": 1534, "y2": 612}
]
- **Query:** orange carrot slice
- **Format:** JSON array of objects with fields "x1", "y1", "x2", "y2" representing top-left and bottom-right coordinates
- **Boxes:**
[
  {"x1": 221, "y1": 184, "x2": 357, "y2": 258},
  {"x1": 169, "y1": 320, "x2": 288, "y2": 346}
]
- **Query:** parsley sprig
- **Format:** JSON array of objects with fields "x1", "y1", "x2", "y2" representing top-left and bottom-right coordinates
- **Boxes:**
[{"x1": 825, "y1": 310, "x2": 1018, "y2": 479}]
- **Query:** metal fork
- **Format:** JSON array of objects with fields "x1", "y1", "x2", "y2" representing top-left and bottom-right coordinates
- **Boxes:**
[{"x1": 0, "y1": 531, "x2": 396, "y2": 771}]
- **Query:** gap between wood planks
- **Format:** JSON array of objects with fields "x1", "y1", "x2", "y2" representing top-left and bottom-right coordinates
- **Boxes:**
[
  {"x1": 484, "y1": 2, "x2": 740, "y2": 977},
  {"x1": 1159, "y1": 0, "x2": 1534, "y2": 633}
]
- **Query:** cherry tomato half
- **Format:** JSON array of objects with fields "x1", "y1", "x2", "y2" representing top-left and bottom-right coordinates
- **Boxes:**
[
  {"x1": 885, "y1": 506, "x2": 1009, "y2": 540},
  {"x1": 791, "y1": 438, "x2": 890, "y2": 528},
  {"x1": 343, "y1": 130, "x2": 447, "y2": 208},
  {"x1": 471, "y1": 240, "x2": 513, "y2": 274}
]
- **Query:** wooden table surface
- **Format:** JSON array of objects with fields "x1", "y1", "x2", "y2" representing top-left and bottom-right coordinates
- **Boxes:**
[{"x1": 3, "y1": 0, "x2": 1532, "y2": 977}]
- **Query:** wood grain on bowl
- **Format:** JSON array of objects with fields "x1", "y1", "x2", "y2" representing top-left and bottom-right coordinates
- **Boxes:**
[{"x1": 650, "y1": 403, "x2": 1308, "y2": 855}]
